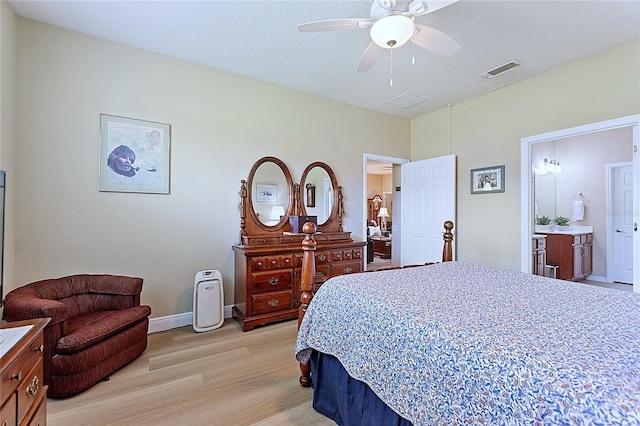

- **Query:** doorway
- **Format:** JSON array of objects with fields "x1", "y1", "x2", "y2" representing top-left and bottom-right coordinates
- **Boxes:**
[
  {"x1": 520, "y1": 115, "x2": 640, "y2": 292},
  {"x1": 364, "y1": 154, "x2": 408, "y2": 269}
]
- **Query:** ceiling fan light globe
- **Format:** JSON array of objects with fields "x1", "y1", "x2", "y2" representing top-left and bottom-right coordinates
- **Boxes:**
[{"x1": 370, "y1": 15, "x2": 414, "y2": 49}]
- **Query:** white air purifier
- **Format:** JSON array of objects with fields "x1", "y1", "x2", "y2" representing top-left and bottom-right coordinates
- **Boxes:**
[{"x1": 193, "y1": 270, "x2": 224, "y2": 332}]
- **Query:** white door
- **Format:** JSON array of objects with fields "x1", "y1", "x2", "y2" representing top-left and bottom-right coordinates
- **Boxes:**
[
  {"x1": 613, "y1": 165, "x2": 634, "y2": 283},
  {"x1": 400, "y1": 155, "x2": 456, "y2": 265}
]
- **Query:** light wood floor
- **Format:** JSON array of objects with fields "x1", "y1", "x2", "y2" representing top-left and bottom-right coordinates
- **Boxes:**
[{"x1": 47, "y1": 319, "x2": 334, "y2": 426}]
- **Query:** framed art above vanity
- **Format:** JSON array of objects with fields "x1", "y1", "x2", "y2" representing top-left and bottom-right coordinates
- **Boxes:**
[{"x1": 232, "y1": 156, "x2": 365, "y2": 331}]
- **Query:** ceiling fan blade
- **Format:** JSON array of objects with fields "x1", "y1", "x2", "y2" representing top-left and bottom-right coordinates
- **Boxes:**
[
  {"x1": 411, "y1": 23, "x2": 460, "y2": 56},
  {"x1": 357, "y1": 41, "x2": 384, "y2": 73},
  {"x1": 297, "y1": 18, "x2": 372, "y2": 32}
]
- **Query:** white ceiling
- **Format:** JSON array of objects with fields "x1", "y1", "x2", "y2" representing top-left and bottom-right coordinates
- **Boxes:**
[{"x1": 8, "y1": 0, "x2": 640, "y2": 120}]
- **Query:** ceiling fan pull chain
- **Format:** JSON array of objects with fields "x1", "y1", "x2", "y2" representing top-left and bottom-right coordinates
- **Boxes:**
[
  {"x1": 389, "y1": 49, "x2": 393, "y2": 87},
  {"x1": 412, "y1": 42, "x2": 415, "y2": 65}
]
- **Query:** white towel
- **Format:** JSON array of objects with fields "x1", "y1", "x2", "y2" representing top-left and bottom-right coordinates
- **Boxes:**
[{"x1": 572, "y1": 200, "x2": 584, "y2": 221}]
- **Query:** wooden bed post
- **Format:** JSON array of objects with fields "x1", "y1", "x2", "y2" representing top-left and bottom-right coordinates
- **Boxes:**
[
  {"x1": 442, "y1": 220, "x2": 454, "y2": 262},
  {"x1": 298, "y1": 222, "x2": 316, "y2": 387}
]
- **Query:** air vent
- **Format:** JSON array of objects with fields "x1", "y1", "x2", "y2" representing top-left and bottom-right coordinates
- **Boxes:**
[
  {"x1": 386, "y1": 92, "x2": 427, "y2": 109},
  {"x1": 481, "y1": 61, "x2": 521, "y2": 79}
]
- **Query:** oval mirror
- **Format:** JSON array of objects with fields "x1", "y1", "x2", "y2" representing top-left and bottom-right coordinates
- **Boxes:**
[
  {"x1": 247, "y1": 156, "x2": 293, "y2": 229},
  {"x1": 299, "y1": 162, "x2": 338, "y2": 228}
]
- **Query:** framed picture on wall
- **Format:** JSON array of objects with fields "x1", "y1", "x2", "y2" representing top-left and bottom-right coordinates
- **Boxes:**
[
  {"x1": 470, "y1": 165, "x2": 505, "y2": 194},
  {"x1": 256, "y1": 183, "x2": 277, "y2": 202},
  {"x1": 99, "y1": 114, "x2": 171, "y2": 194},
  {"x1": 306, "y1": 184, "x2": 316, "y2": 207}
]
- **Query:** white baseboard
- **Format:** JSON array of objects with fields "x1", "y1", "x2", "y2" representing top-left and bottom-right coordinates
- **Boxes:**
[{"x1": 148, "y1": 305, "x2": 233, "y2": 334}]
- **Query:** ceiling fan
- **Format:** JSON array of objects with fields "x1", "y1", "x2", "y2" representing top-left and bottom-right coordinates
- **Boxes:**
[{"x1": 298, "y1": 0, "x2": 460, "y2": 73}]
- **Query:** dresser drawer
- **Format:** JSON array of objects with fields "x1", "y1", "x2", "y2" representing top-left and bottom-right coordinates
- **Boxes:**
[
  {"x1": 331, "y1": 260, "x2": 362, "y2": 277},
  {"x1": 250, "y1": 255, "x2": 295, "y2": 270},
  {"x1": 250, "y1": 270, "x2": 292, "y2": 293},
  {"x1": 1, "y1": 333, "x2": 44, "y2": 395},
  {"x1": 17, "y1": 359, "x2": 44, "y2": 425},
  {"x1": 24, "y1": 387, "x2": 47, "y2": 426},
  {"x1": 1, "y1": 392, "x2": 17, "y2": 426},
  {"x1": 315, "y1": 251, "x2": 330, "y2": 265},
  {"x1": 251, "y1": 291, "x2": 292, "y2": 315}
]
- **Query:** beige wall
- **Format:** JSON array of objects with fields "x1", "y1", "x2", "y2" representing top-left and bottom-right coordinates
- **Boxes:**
[
  {"x1": 0, "y1": 0, "x2": 17, "y2": 295},
  {"x1": 411, "y1": 41, "x2": 640, "y2": 271},
  {"x1": 9, "y1": 17, "x2": 410, "y2": 317}
]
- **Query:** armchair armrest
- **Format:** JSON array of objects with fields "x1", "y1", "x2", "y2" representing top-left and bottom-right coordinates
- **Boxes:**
[{"x1": 3, "y1": 293, "x2": 69, "y2": 325}]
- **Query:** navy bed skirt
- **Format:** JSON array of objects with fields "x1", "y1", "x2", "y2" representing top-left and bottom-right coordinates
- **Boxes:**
[{"x1": 310, "y1": 351, "x2": 413, "y2": 426}]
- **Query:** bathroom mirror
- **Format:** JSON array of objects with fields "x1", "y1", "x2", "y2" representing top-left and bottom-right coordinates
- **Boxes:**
[
  {"x1": 299, "y1": 162, "x2": 338, "y2": 228},
  {"x1": 246, "y1": 156, "x2": 294, "y2": 229},
  {"x1": 534, "y1": 173, "x2": 557, "y2": 220},
  {"x1": 532, "y1": 142, "x2": 558, "y2": 222}
]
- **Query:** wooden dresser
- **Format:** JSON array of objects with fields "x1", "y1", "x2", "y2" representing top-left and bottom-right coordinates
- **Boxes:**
[
  {"x1": 236, "y1": 157, "x2": 365, "y2": 331},
  {"x1": 1, "y1": 318, "x2": 49, "y2": 426},
  {"x1": 233, "y1": 233, "x2": 365, "y2": 331}
]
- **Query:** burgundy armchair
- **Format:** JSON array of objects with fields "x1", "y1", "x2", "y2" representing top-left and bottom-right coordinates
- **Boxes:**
[{"x1": 2, "y1": 274, "x2": 151, "y2": 397}]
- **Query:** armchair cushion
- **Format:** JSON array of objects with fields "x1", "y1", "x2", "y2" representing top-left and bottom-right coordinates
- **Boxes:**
[{"x1": 57, "y1": 305, "x2": 152, "y2": 354}]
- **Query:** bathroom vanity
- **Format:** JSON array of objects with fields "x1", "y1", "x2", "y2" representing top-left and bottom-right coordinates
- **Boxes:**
[{"x1": 536, "y1": 226, "x2": 593, "y2": 281}]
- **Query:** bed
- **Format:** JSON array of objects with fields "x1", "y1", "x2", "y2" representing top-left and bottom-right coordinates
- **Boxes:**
[{"x1": 295, "y1": 221, "x2": 640, "y2": 425}]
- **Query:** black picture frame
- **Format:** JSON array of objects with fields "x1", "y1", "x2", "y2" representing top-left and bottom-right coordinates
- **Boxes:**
[{"x1": 306, "y1": 184, "x2": 315, "y2": 207}]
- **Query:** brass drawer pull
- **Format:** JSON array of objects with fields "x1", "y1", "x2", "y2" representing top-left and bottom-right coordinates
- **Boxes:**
[
  {"x1": 26, "y1": 375, "x2": 40, "y2": 398},
  {"x1": 268, "y1": 277, "x2": 279, "y2": 286},
  {"x1": 271, "y1": 260, "x2": 277, "y2": 265},
  {"x1": 344, "y1": 267, "x2": 353, "y2": 274},
  {"x1": 34, "y1": 344, "x2": 44, "y2": 353},
  {"x1": 267, "y1": 299, "x2": 280, "y2": 307},
  {"x1": 256, "y1": 261, "x2": 263, "y2": 267},
  {"x1": 345, "y1": 253, "x2": 352, "y2": 259},
  {"x1": 318, "y1": 255, "x2": 326, "y2": 262},
  {"x1": 11, "y1": 371, "x2": 23, "y2": 381}
]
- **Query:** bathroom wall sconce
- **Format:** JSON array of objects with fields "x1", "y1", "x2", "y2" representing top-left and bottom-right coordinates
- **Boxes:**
[
  {"x1": 544, "y1": 158, "x2": 562, "y2": 174},
  {"x1": 535, "y1": 158, "x2": 562, "y2": 175}
]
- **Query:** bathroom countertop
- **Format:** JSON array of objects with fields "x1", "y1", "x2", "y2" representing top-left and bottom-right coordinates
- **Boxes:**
[{"x1": 534, "y1": 225, "x2": 593, "y2": 235}]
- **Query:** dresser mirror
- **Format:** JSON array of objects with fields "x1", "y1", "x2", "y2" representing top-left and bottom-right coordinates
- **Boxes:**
[
  {"x1": 246, "y1": 156, "x2": 294, "y2": 229},
  {"x1": 239, "y1": 156, "x2": 344, "y2": 242},
  {"x1": 299, "y1": 162, "x2": 339, "y2": 231}
]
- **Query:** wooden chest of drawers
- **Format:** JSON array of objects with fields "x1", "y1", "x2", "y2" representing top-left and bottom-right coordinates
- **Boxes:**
[
  {"x1": 233, "y1": 237, "x2": 365, "y2": 331},
  {"x1": 1, "y1": 318, "x2": 49, "y2": 426}
]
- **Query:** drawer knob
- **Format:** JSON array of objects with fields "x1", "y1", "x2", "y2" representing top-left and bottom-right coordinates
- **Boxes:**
[
  {"x1": 11, "y1": 371, "x2": 22, "y2": 381},
  {"x1": 267, "y1": 298, "x2": 280, "y2": 307},
  {"x1": 318, "y1": 255, "x2": 326, "y2": 262},
  {"x1": 34, "y1": 344, "x2": 44, "y2": 353},
  {"x1": 256, "y1": 262, "x2": 263, "y2": 267},
  {"x1": 268, "y1": 277, "x2": 279, "y2": 286},
  {"x1": 26, "y1": 375, "x2": 40, "y2": 398}
]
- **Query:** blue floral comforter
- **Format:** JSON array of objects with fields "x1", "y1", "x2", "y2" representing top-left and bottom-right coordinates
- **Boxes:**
[{"x1": 295, "y1": 261, "x2": 640, "y2": 425}]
